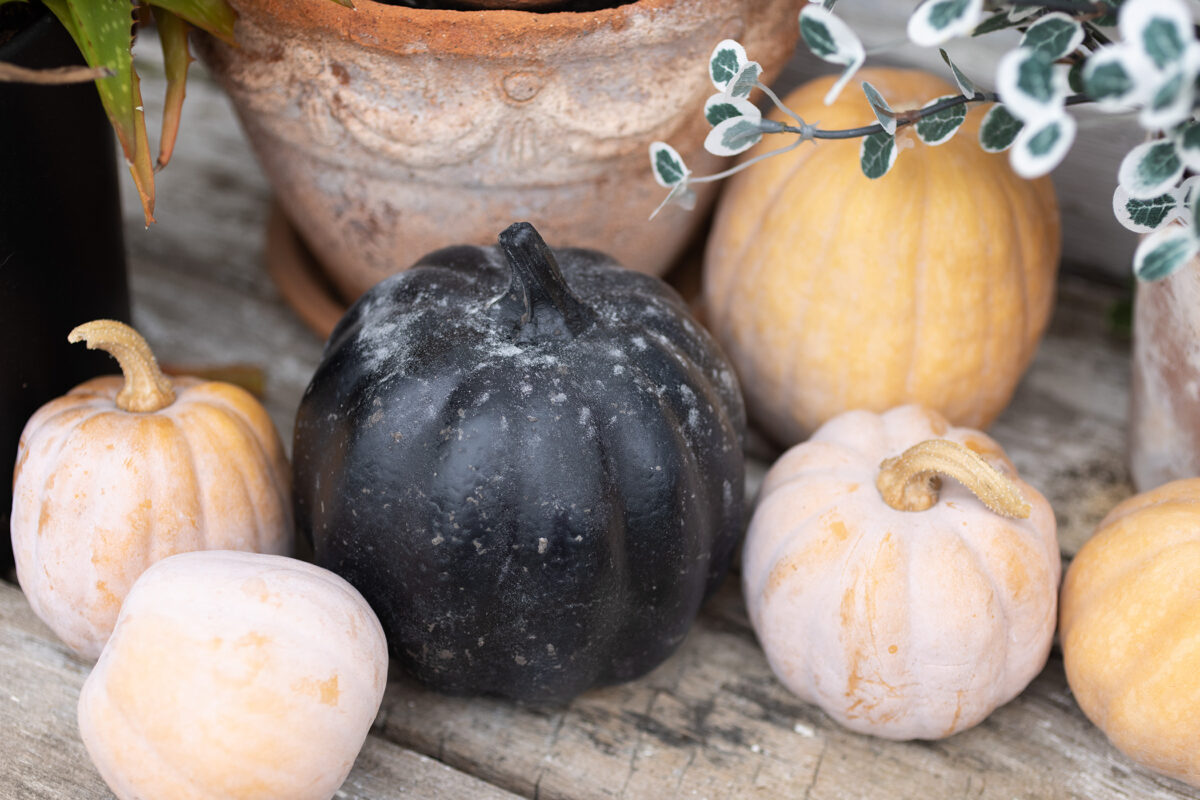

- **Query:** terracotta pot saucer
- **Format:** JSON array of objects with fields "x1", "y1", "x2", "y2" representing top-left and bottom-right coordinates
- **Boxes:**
[{"x1": 265, "y1": 200, "x2": 710, "y2": 342}]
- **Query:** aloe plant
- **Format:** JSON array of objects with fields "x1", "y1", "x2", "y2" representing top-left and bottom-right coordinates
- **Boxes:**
[{"x1": 0, "y1": 0, "x2": 351, "y2": 226}]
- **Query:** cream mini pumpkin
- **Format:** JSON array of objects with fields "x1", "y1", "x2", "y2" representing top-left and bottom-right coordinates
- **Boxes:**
[
  {"x1": 11, "y1": 320, "x2": 292, "y2": 659},
  {"x1": 743, "y1": 405, "x2": 1060, "y2": 740},
  {"x1": 78, "y1": 550, "x2": 388, "y2": 800},
  {"x1": 704, "y1": 68, "x2": 1061, "y2": 445},
  {"x1": 1060, "y1": 479, "x2": 1200, "y2": 787}
]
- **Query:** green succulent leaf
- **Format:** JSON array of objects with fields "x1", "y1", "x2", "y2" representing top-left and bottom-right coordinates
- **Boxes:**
[
  {"x1": 1134, "y1": 225, "x2": 1198, "y2": 282},
  {"x1": 149, "y1": 0, "x2": 236, "y2": 44},
  {"x1": 979, "y1": 104, "x2": 1023, "y2": 153},
  {"x1": 915, "y1": 95, "x2": 967, "y2": 146},
  {"x1": 153, "y1": 7, "x2": 191, "y2": 171},
  {"x1": 1020, "y1": 13, "x2": 1085, "y2": 61},
  {"x1": 860, "y1": 131, "x2": 897, "y2": 179},
  {"x1": 1119, "y1": 139, "x2": 1185, "y2": 199}
]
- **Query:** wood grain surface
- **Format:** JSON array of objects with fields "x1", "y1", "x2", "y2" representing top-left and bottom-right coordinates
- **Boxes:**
[{"x1": 2, "y1": 27, "x2": 1193, "y2": 800}]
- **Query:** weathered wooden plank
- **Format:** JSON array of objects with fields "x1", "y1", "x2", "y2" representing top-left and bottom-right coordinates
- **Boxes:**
[
  {"x1": 0, "y1": 581, "x2": 523, "y2": 800},
  {"x1": 378, "y1": 580, "x2": 1199, "y2": 800}
]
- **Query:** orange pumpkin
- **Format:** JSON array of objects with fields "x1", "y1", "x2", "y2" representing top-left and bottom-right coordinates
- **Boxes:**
[
  {"x1": 743, "y1": 405, "x2": 1060, "y2": 740},
  {"x1": 1060, "y1": 479, "x2": 1200, "y2": 787},
  {"x1": 79, "y1": 550, "x2": 388, "y2": 800},
  {"x1": 11, "y1": 320, "x2": 292, "y2": 659},
  {"x1": 704, "y1": 69, "x2": 1061, "y2": 445}
]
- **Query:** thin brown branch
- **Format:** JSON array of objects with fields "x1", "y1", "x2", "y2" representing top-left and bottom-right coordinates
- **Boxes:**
[{"x1": 0, "y1": 62, "x2": 114, "y2": 84}]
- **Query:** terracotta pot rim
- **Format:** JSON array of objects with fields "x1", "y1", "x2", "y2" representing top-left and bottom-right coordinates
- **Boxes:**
[{"x1": 231, "y1": 0, "x2": 735, "y2": 56}]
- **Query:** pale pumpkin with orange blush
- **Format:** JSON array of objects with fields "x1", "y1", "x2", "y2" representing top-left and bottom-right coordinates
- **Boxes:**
[
  {"x1": 1060, "y1": 480, "x2": 1200, "y2": 787},
  {"x1": 743, "y1": 405, "x2": 1059, "y2": 740},
  {"x1": 78, "y1": 550, "x2": 388, "y2": 800},
  {"x1": 11, "y1": 320, "x2": 291, "y2": 659},
  {"x1": 704, "y1": 69, "x2": 1061, "y2": 445}
]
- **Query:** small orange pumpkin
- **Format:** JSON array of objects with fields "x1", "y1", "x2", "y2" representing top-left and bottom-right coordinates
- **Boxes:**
[
  {"x1": 1060, "y1": 479, "x2": 1200, "y2": 787},
  {"x1": 11, "y1": 320, "x2": 292, "y2": 659},
  {"x1": 704, "y1": 68, "x2": 1061, "y2": 445},
  {"x1": 78, "y1": 550, "x2": 388, "y2": 800},
  {"x1": 743, "y1": 405, "x2": 1060, "y2": 740}
]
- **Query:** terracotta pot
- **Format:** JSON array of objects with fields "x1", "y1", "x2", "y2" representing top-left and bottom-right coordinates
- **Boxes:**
[
  {"x1": 1129, "y1": 254, "x2": 1200, "y2": 491},
  {"x1": 196, "y1": 0, "x2": 799, "y2": 302}
]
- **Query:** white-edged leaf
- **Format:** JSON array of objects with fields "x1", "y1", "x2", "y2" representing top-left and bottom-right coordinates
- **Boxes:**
[
  {"x1": 1139, "y1": 44, "x2": 1200, "y2": 130},
  {"x1": 996, "y1": 47, "x2": 1069, "y2": 123},
  {"x1": 704, "y1": 94, "x2": 762, "y2": 127},
  {"x1": 915, "y1": 95, "x2": 967, "y2": 145},
  {"x1": 979, "y1": 104, "x2": 1024, "y2": 152},
  {"x1": 799, "y1": 4, "x2": 864, "y2": 65},
  {"x1": 1082, "y1": 44, "x2": 1150, "y2": 111},
  {"x1": 824, "y1": 56, "x2": 865, "y2": 105},
  {"x1": 939, "y1": 49, "x2": 976, "y2": 97},
  {"x1": 1113, "y1": 184, "x2": 1179, "y2": 233},
  {"x1": 704, "y1": 117, "x2": 764, "y2": 157},
  {"x1": 649, "y1": 180, "x2": 697, "y2": 220},
  {"x1": 1007, "y1": 4, "x2": 1039, "y2": 22},
  {"x1": 1134, "y1": 224, "x2": 1199, "y2": 282},
  {"x1": 1020, "y1": 13, "x2": 1085, "y2": 61},
  {"x1": 860, "y1": 132, "x2": 898, "y2": 179},
  {"x1": 861, "y1": 81, "x2": 897, "y2": 135},
  {"x1": 1119, "y1": 139, "x2": 1186, "y2": 199},
  {"x1": 709, "y1": 40, "x2": 747, "y2": 93},
  {"x1": 728, "y1": 62, "x2": 762, "y2": 99},
  {"x1": 907, "y1": 0, "x2": 984, "y2": 47},
  {"x1": 1176, "y1": 121, "x2": 1200, "y2": 171},
  {"x1": 649, "y1": 141, "x2": 688, "y2": 188},
  {"x1": 1120, "y1": 0, "x2": 1193, "y2": 72},
  {"x1": 1009, "y1": 113, "x2": 1076, "y2": 178}
]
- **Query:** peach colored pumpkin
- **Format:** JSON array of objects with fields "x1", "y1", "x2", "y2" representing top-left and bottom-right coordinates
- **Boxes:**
[
  {"x1": 743, "y1": 405, "x2": 1060, "y2": 740},
  {"x1": 78, "y1": 550, "x2": 388, "y2": 800},
  {"x1": 1060, "y1": 479, "x2": 1200, "y2": 787},
  {"x1": 11, "y1": 320, "x2": 291, "y2": 659},
  {"x1": 704, "y1": 69, "x2": 1061, "y2": 445}
]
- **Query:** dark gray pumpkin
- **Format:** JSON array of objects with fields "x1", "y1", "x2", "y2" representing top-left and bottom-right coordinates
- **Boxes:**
[{"x1": 293, "y1": 223, "x2": 745, "y2": 702}]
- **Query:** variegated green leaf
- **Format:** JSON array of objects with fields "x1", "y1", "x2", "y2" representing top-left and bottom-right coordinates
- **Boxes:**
[
  {"x1": 972, "y1": 11, "x2": 1021, "y2": 36},
  {"x1": 996, "y1": 47, "x2": 1068, "y2": 123},
  {"x1": 979, "y1": 104, "x2": 1023, "y2": 153},
  {"x1": 704, "y1": 94, "x2": 761, "y2": 127},
  {"x1": 800, "y1": 4, "x2": 864, "y2": 66},
  {"x1": 705, "y1": 117, "x2": 763, "y2": 157},
  {"x1": 1122, "y1": 0, "x2": 1189, "y2": 70},
  {"x1": 1020, "y1": 13, "x2": 1084, "y2": 61},
  {"x1": 1177, "y1": 121, "x2": 1200, "y2": 171},
  {"x1": 1119, "y1": 139, "x2": 1185, "y2": 199},
  {"x1": 1082, "y1": 45, "x2": 1146, "y2": 111},
  {"x1": 915, "y1": 95, "x2": 967, "y2": 145},
  {"x1": 1134, "y1": 224, "x2": 1198, "y2": 282},
  {"x1": 709, "y1": 39, "x2": 747, "y2": 93},
  {"x1": 649, "y1": 142, "x2": 687, "y2": 187},
  {"x1": 1009, "y1": 113, "x2": 1075, "y2": 178},
  {"x1": 1112, "y1": 185, "x2": 1178, "y2": 233},
  {"x1": 860, "y1": 132, "x2": 897, "y2": 179},
  {"x1": 908, "y1": 0, "x2": 983, "y2": 47},
  {"x1": 728, "y1": 62, "x2": 762, "y2": 99},
  {"x1": 939, "y1": 48, "x2": 975, "y2": 98},
  {"x1": 861, "y1": 81, "x2": 896, "y2": 136}
]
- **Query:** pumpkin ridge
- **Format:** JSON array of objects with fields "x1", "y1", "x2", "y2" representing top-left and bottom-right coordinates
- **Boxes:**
[
  {"x1": 186, "y1": 390, "x2": 291, "y2": 523},
  {"x1": 991, "y1": 158, "x2": 1033, "y2": 370},
  {"x1": 905, "y1": 155, "x2": 932, "y2": 401},
  {"x1": 184, "y1": 396, "x2": 287, "y2": 552}
]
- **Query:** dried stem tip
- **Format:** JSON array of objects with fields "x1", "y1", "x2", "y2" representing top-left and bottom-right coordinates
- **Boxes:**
[
  {"x1": 876, "y1": 439, "x2": 1031, "y2": 519},
  {"x1": 68, "y1": 320, "x2": 175, "y2": 413}
]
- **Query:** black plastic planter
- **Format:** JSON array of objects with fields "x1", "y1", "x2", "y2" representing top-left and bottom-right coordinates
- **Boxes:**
[{"x1": 0, "y1": 5, "x2": 131, "y2": 569}]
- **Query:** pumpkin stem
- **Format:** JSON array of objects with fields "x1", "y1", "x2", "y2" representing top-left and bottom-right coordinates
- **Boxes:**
[
  {"x1": 68, "y1": 320, "x2": 175, "y2": 413},
  {"x1": 496, "y1": 222, "x2": 595, "y2": 343},
  {"x1": 876, "y1": 439, "x2": 1031, "y2": 519}
]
